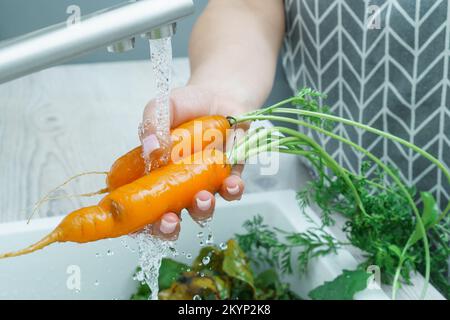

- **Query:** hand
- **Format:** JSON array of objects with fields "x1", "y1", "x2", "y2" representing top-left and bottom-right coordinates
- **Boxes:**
[{"x1": 141, "y1": 84, "x2": 250, "y2": 240}]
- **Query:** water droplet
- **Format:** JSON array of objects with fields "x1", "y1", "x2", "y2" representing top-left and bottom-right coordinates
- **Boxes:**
[
  {"x1": 202, "y1": 256, "x2": 211, "y2": 265},
  {"x1": 193, "y1": 295, "x2": 202, "y2": 300},
  {"x1": 205, "y1": 234, "x2": 214, "y2": 245},
  {"x1": 186, "y1": 253, "x2": 192, "y2": 260},
  {"x1": 197, "y1": 231, "x2": 204, "y2": 238},
  {"x1": 95, "y1": 253, "x2": 101, "y2": 258},
  {"x1": 94, "y1": 280, "x2": 99, "y2": 286},
  {"x1": 197, "y1": 218, "x2": 212, "y2": 228},
  {"x1": 135, "y1": 271, "x2": 145, "y2": 282},
  {"x1": 106, "y1": 250, "x2": 114, "y2": 256},
  {"x1": 219, "y1": 242, "x2": 228, "y2": 250},
  {"x1": 199, "y1": 241, "x2": 205, "y2": 247}
]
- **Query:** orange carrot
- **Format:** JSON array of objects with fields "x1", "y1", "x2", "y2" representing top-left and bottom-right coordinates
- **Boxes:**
[
  {"x1": 29, "y1": 115, "x2": 230, "y2": 220},
  {"x1": 106, "y1": 115, "x2": 230, "y2": 190},
  {"x1": 0, "y1": 150, "x2": 231, "y2": 259}
]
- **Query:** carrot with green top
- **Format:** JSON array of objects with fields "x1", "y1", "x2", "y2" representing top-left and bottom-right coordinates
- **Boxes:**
[{"x1": 3, "y1": 89, "x2": 449, "y2": 301}]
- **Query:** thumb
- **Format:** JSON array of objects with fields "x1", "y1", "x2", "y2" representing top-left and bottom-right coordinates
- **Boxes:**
[
  {"x1": 140, "y1": 99, "x2": 172, "y2": 162},
  {"x1": 142, "y1": 86, "x2": 211, "y2": 126},
  {"x1": 141, "y1": 86, "x2": 212, "y2": 158}
]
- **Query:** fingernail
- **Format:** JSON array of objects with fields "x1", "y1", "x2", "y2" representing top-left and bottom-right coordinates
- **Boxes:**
[
  {"x1": 160, "y1": 218, "x2": 177, "y2": 234},
  {"x1": 196, "y1": 197, "x2": 212, "y2": 211},
  {"x1": 143, "y1": 134, "x2": 160, "y2": 156},
  {"x1": 227, "y1": 184, "x2": 240, "y2": 195}
]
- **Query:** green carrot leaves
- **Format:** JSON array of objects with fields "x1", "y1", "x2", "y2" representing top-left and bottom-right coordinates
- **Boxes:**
[
  {"x1": 308, "y1": 269, "x2": 371, "y2": 300},
  {"x1": 410, "y1": 193, "x2": 440, "y2": 245}
]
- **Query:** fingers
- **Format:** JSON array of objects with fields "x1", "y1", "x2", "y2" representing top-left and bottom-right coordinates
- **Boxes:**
[
  {"x1": 150, "y1": 190, "x2": 216, "y2": 239},
  {"x1": 188, "y1": 190, "x2": 216, "y2": 223},
  {"x1": 141, "y1": 88, "x2": 211, "y2": 160},
  {"x1": 150, "y1": 172, "x2": 243, "y2": 240},
  {"x1": 150, "y1": 190, "x2": 215, "y2": 240},
  {"x1": 219, "y1": 166, "x2": 245, "y2": 201},
  {"x1": 151, "y1": 212, "x2": 181, "y2": 241},
  {"x1": 140, "y1": 102, "x2": 172, "y2": 161}
]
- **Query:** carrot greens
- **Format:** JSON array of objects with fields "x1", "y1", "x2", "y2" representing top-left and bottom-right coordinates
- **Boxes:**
[{"x1": 229, "y1": 88, "x2": 450, "y2": 299}]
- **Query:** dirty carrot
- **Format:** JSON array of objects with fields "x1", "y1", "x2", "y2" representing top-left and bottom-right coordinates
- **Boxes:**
[{"x1": 0, "y1": 150, "x2": 231, "y2": 259}]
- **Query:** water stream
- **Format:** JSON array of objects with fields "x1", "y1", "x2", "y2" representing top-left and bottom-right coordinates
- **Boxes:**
[
  {"x1": 132, "y1": 37, "x2": 174, "y2": 300},
  {"x1": 149, "y1": 37, "x2": 172, "y2": 140},
  {"x1": 129, "y1": 37, "x2": 220, "y2": 300},
  {"x1": 139, "y1": 37, "x2": 173, "y2": 172}
]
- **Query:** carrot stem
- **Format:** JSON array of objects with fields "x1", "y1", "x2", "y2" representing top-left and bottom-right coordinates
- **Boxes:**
[{"x1": 233, "y1": 111, "x2": 431, "y2": 299}]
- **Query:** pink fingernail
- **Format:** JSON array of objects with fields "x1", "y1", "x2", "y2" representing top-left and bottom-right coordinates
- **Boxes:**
[
  {"x1": 143, "y1": 134, "x2": 160, "y2": 156},
  {"x1": 227, "y1": 185, "x2": 240, "y2": 195},
  {"x1": 196, "y1": 198, "x2": 211, "y2": 211},
  {"x1": 160, "y1": 218, "x2": 177, "y2": 234}
]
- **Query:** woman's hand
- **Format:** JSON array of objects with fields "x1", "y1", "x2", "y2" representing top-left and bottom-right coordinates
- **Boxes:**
[
  {"x1": 141, "y1": 84, "x2": 248, "y2": 239},
  {"x1": 139, "y1": 0, "x2": 285, "y2": 239}
]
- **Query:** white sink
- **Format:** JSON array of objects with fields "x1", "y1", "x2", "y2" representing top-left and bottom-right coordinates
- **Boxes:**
[{"x1": 0, "y1": 190, "x2": 394, "y2": 300}]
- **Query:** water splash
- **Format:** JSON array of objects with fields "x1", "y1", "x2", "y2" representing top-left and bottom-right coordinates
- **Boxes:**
[
  {"x1": 197, "y1": 219, "x2": 215, "y2": 247},
  {"x1": 133, "y1": 227, "x2": 174, "y2": 300},
  {"x1": 202, "y1": 256, "x2": 211, "y2": 266}
]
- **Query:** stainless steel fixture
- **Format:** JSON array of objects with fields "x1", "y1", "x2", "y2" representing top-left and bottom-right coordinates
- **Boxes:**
[
  {"x1": 0, "y1": 0, "x2": 194, "y2": 84},
  {"x1": 144, "y1": 23, "x2": 177, "y2": 40}
]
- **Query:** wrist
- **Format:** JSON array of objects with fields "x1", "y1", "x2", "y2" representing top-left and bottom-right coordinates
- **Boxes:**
[{"x1": 187, "y1": 70, "x2": 270, "y2": 111}]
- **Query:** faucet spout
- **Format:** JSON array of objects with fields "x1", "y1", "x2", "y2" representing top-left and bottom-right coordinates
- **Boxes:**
[
  {"x1": 0, "y1": 0, "x2": 194, "y2": 85},
  {"x1": 144, "y1": 23, "x2": 177, "y2": 40}
]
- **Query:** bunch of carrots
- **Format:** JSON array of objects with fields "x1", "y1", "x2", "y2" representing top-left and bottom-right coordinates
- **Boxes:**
[
  {"x1": 1, "y1": 88, "x2": 449, "y2": 299},
  {"x1": 0, "y1": 115, "x2": 232, "y2": 258}
]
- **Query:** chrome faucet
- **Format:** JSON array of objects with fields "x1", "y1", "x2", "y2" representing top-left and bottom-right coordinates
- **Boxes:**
[{"x1": 0, "y1": 0, "x2": 194, "y2": 85}]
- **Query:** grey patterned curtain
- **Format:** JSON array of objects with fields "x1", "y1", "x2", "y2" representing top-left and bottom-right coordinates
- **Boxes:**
[{"x1": 282, "y1": 0, "x2": 450, "y2": 208}]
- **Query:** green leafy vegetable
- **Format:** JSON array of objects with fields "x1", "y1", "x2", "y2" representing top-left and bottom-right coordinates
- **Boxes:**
[
  {"x1": 234, "y1": 88, "x2": 450, "y2": 299},
  {"x1": 222, "y1": 239, "x2": 255, "y2": 290},
  {"x1": 254, "y1": 269, "x2": 301, "y2": 300},
  {"x1": 410, "y1": 192, "x2": 440, "y2": 245},
  {"x1": 131, "y1": 239, "x2": 298, "y2": 300},
  {"x1": 158, "y1": 258, "x2": 190, "y2": 291},
  {"x1": 236, "y1": 215, "x2": 343, "y2": 274},
  {"x1": 309, "y1": 269, "x2": 371, "y2": 300},
  {"x1": 130, "y1": 278, "x2": 151, "y2": 300}
]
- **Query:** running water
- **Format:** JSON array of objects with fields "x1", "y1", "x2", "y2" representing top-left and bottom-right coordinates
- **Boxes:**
[
  {"x1": 131, "y1": 38, "x2": 220, "y2": 300},
  {"x1": 139, "y1": 37, "x2": 173, "y2": 172},
  {"x1": 133, "y1": 227, "x2": 174, "y2": 301},
  {"x1": 133, "y1": 37, "x2": 174, "y2": 300}
]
